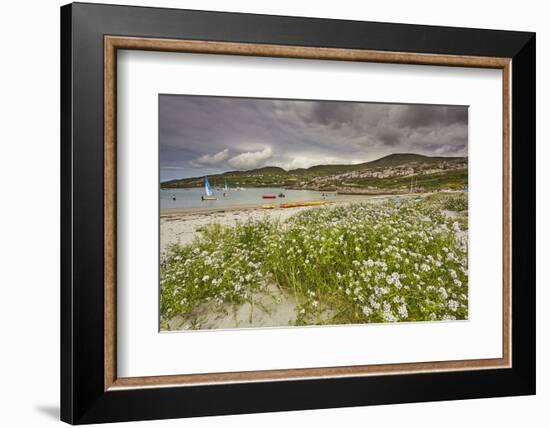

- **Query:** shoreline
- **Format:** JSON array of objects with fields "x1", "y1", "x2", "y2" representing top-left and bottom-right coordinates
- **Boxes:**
[{"x1": 160, "y1": 193, "x2": 394, "y2": 218}]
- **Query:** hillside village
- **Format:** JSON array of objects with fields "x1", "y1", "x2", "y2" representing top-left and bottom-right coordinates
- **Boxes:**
[{"x1": 161, "y1": 153, "x2": 468, "y2": 194}]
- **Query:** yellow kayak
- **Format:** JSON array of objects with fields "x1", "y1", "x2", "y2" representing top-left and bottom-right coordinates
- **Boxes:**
[{"x1": 280, "y1": 200, "x2": 327, "y2": 209}]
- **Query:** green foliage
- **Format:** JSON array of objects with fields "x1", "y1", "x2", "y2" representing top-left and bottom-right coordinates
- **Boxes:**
[
  {"x1": 442, "y1": 193, "x2": 468, "y2": 212},
  {"x1": 160, "y1": 195, "x2": 469, "y2": 328}
]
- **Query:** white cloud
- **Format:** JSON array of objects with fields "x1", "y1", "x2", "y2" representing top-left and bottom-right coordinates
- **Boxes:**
[
  {"x1": 191, "y1": 149, "x2": 229, "y2": 166},
  {"x1": 228, "y1": 147, "x2": 273, "y2": 170}
]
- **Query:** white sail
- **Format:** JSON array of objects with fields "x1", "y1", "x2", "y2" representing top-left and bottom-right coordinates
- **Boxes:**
[{"x1": 204, "y1": 176, "x2": 213, "y2": 196}]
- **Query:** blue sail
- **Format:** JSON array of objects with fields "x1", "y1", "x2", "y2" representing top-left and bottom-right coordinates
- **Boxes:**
[{"x1": 204, "y1": 176, "x2": 213, "y2": 196}]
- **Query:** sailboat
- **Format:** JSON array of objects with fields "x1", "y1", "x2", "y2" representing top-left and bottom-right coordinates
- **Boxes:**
[
  {"x1": 201, "y1": 176, "x2": 217, "y2": 201},
  {"x1": 223, "y1": 180, "x2": 229, "y2": 197}
]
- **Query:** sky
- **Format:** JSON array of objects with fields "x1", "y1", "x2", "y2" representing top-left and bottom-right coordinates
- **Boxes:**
[{"x1": 159, "y1": 95, "x2": 468, "y2": 182}]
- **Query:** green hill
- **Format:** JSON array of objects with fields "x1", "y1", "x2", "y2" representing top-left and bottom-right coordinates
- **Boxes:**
[{"x1": 161, "y1": 153, "x2": 467, "y2": 193}]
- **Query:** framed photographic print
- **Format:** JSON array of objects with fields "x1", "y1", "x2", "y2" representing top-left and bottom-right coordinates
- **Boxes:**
[{"x1": 61, "y1": 2, "x2": 536, "y2": 424}]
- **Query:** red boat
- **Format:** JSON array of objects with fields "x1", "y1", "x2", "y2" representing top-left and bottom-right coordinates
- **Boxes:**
[{"x1": 262, "y1": 195, "x2": 276, "y2": 199}]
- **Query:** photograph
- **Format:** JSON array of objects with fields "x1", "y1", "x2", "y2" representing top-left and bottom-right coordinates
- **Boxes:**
[{"x1": 159, "y1": 95, "x2": 469, "y2": 331}]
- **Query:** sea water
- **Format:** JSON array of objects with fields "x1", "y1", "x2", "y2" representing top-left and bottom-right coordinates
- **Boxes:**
[{"x1": 160, "y1": 187, "x2": 337, "y2": 209}]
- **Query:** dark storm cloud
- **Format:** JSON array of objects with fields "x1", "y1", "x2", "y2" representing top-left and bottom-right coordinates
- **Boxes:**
[
  {"x1": 159, "y1": 95, "x2": 468, "y2": 181},
  {"x1": 390, "y1": 104, "x2": 468, "y2": 128},
  {"x1": 376, "y1": 128, "x2": 402, "y2": 146}
]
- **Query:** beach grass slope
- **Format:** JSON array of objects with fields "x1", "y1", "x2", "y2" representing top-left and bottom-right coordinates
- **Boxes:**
[{"x1": 160, "y1": 193, "x2": 468, "y2": 330}]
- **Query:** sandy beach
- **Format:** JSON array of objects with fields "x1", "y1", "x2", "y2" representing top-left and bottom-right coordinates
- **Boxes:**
[
  {"x1": 160, "y1": 194, "x2": 392, "y2": 330},
  {"x1": 159, "y1": 190, "x2": 467, "y2": 331},
  {"x1": 160, "y1": 194, "x2": 389, "y2": 254},
  {"x1": 160, "y1": 194, "x2": 394, "y2": 330}
]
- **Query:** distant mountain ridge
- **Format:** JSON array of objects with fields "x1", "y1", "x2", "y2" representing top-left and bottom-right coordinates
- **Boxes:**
[{"x1": 161, "y1": 153, "x2": 467, "y2": 193}]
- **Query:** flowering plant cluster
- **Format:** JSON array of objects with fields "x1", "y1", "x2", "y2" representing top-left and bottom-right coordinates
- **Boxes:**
[{"x1": 160, "y1": 193, "x2": 468, "y2": 329}]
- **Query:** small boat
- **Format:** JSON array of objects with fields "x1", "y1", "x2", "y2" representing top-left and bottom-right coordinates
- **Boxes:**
[
  {"x1": 280, "y1": 200, "x2": 327, "y2": 208},
  {"x1": 201, "y1": 176, "x2": 217, "y2": 201},
  {"x1": 278, "y1": 193, "x2": 286, "y2": 198},
  {"x1": 262, "y1": 195, "x2": 276, "y2": 199},
  {"x1": 262, "y1": 204, "x2": 275, "y2": 209}
]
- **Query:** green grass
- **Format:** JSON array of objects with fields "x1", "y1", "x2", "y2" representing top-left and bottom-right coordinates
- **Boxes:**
[
  {"x1": 160, "y1": 153, "x2": 467, "y2": 190},
  {"x1": 160, "y1": 193, "x2": 468, "y2": 329},
  {"x1": 161, "y1": 169, "x2": 467, "y2": 191}
]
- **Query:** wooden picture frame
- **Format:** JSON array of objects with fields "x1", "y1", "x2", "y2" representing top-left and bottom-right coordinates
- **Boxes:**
[{"x1": 61, "y1": 2, "x2": 535, "y2": 424}]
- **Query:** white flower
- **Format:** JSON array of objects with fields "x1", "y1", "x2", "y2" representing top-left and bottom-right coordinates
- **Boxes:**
[
  {"x1": 392, "y1": 296, "x2": 404, "y2": 304},
  {"x1": 397, "y1": 303, "x2": 408, "y2": 319},
  {"x1": 369, "y1": 295, "x2": 381, "y2": 309},
  {"x1": 382, "y1": 302, "x2": 398, "y2": 322},
  {"x1": 362, "y1": 306, "x2": 372, "y2": 316},
  {"x1": 448, "y1": 299, "x2": 459, "y2": 312}
]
